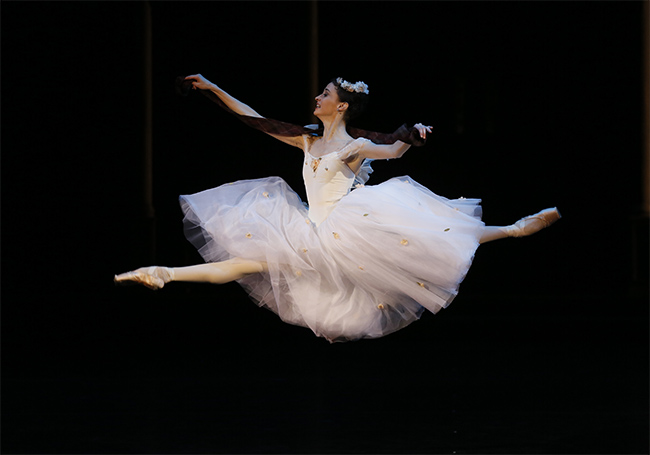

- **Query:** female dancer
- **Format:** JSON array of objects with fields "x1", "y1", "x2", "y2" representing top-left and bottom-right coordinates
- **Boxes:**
[{"x1": 115, "y1": 74, "x2": 560, "y2": 342}]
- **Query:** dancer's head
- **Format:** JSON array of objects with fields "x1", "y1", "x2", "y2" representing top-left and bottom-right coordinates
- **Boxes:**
[{"x1": 314, "y1": 77, "x2": 369, "y2": 123}]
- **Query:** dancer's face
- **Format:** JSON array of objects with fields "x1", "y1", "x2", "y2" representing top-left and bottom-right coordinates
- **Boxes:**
[{"x1": 314, "y1": 83, "x2": 345, "y2": 119}]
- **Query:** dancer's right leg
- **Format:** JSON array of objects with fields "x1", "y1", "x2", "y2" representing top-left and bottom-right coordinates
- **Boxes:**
[{"x1": 114, "y1": 258, "x2": 267, "y2": 290}]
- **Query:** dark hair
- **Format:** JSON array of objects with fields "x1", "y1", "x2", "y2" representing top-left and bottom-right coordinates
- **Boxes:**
[{"x1": 331, "y1": 77, "x2": 369, "y2": 122}]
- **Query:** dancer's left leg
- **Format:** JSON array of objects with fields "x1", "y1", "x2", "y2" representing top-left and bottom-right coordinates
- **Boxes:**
[
  {"x1": 479, "y1": 226, "x2": 511, "y2": 244},
  {"x1": 479, "y1": 207, "x2": 561, "y2": 244}
]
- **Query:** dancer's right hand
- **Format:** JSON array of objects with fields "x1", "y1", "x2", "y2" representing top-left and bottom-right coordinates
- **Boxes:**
[{"x1": 185, "y1": 74, "x2": 214, "y2": 91}]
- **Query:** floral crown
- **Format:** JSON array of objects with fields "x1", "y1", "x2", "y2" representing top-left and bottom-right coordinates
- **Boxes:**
[{"x1": 336, "y1": 77, "x2": 369, "y2": 95}]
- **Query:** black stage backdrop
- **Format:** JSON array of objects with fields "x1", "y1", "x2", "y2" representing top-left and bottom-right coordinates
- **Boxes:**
[{"x1": 2, "y1": 2, "x2": 648, "y2": 454}]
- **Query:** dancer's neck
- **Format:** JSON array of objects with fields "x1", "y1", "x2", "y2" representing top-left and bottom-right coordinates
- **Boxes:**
[{"x1": 320, "y1": 114, "x2": 349, "y2": 143}]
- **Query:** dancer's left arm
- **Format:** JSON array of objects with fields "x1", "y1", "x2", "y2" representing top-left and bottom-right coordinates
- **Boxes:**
[{"x1": 357, "y1": 123, "x2": 431, "y2": 160}]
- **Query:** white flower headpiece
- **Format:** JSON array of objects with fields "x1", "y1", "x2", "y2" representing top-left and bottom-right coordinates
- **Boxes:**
[{"x1": 336, "y1": 77, "x2": 369, "y2": 95}]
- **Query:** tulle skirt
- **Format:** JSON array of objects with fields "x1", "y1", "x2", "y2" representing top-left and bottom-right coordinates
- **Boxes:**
[{"x1": 180, "y1": 176, "x2": 484, "y2": 342}]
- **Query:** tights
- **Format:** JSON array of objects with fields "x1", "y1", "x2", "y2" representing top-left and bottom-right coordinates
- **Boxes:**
[
  {"x1": 169, "y1": 258, "x2": 267, "y2": 285},
  {"x1": 479, "y1": 226, "x2": 511, "y2": 244}
]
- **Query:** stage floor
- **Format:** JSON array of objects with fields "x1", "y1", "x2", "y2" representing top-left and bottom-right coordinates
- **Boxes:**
[{"x1": 3, "y1": 288, "x2": 648, "y2": 454}]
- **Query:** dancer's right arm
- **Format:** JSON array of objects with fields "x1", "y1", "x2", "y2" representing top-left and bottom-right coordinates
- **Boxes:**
[{"x1": 184, "y1": 74, "x2": 304, "y2": 148}]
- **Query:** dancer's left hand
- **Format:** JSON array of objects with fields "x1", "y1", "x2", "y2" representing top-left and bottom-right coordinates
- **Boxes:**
[{"x1": 414, "y1": 123, "x2": 433, "y2": 139}]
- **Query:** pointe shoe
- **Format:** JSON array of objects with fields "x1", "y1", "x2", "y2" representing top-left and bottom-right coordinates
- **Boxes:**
[
  {"x1": 506, "y1": 207, "x2": 561, "y2": 238},
  {"x1": 114, "y1": 266, "x2": 172, "y2": 290}
]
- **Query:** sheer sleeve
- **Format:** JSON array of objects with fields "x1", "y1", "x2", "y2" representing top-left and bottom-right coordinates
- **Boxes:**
[
  {"x1": 337, "y1": 137, "x2": 371, "y2": 161},
  {"x1": 347, "y1": 124, "x2": 426, "y2": 147}
]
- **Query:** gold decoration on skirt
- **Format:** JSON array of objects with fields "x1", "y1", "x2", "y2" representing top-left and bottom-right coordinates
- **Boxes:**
[
  {"x1": 400, "y1": 239, "x2": 409, "y2": 246},
  {"x1": 332, "y1": 232, "x2": 340, "y2": 239},
  {"x1": 245, "y1": 233, "x2": 253, "y2": 239}
]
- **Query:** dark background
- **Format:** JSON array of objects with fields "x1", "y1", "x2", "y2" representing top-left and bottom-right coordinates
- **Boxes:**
[{"x1": 2, "y1": 1, "x2": 648, "y2": 454}]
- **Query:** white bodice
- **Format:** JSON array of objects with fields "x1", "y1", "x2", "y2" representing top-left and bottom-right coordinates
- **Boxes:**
[{"x1": 302, "y1": 137, "x2": 369, "y2": 225}]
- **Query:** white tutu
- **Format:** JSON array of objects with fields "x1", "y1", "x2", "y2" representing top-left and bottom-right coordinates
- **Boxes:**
[{"x1": 180, "y1": 175, "x2": 484, "y2": 342}]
